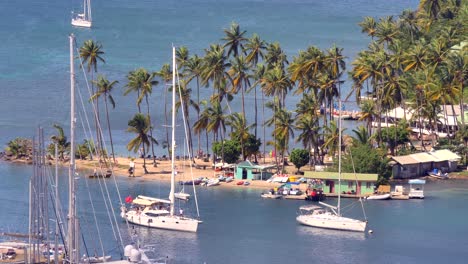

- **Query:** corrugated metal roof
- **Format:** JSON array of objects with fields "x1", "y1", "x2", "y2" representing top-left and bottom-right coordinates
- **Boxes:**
[
  {"x1": 392, "y1": 155, "x2": 419, "y2": 165},
  {"x1": 430, "y1": 149, "x2": 461, "y2": 161},
  {"x1": 236, "y1": 160, "x2": 276, "y2": 170},
  {"x1": 392, "y1": 149, "x2": 460, "y2": 165},
  {"x1": 303, "y1": 171, "x2": 378, "y2": 181}
]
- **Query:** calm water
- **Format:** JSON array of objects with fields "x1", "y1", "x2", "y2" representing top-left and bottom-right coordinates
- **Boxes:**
[
  {"x1": 6, "y1": 0, "x2": 467, "y2": 263},
  {"x1": 1, "y1": 160, "x2": 468, "y2": 263},
  {"x1": 0, "y1": 0, "x2": 419, "y2": 154}
]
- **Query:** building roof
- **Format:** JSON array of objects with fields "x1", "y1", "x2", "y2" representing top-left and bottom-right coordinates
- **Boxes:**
[
  {"x1": 303, "y1": 171, "x2": 378, "y2": 181},
  {"x1": 391, "y1": 149, "x2": 460, "y2": 165},
  {"x1": 236, "y1": 160, "x2": 276, "y2": 170}
]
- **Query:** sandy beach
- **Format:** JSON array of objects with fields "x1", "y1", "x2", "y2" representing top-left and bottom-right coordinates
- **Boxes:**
[{"x1": 75, "y1": 156, "x2": 308, "y2": 191}]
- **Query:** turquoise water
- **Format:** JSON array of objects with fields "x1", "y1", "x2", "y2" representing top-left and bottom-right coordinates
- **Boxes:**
[
  {"x1": 1, "y1": 0, "x2": 419, "y2": 155},
  {"x1": 7, "y1": 1, "x2": 468, "y2": 263},
  {"x1": 1, "y1": 160, "x2": 468, "y2": 263}
]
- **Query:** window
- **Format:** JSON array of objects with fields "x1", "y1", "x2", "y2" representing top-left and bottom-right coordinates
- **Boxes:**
[
  {"x1": 366, "y1": 182, "x2": 371, "y2": 189},
  {"x1": 348, "y1": 181, "x2": 354, "y2": 188}
]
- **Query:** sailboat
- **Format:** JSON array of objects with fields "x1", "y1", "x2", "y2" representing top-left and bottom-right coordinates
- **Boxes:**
[
  {"x1": 296, "y1": 90, "x2": 367, "y2": 232},
  {"x1": 71, "y1": 0, "x2": 92, "y2": 28},
  {"x1": 120, "y1": 47, "x2": 200, "y2": 233}
]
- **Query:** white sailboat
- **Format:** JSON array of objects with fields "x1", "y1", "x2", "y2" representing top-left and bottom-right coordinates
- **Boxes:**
[
  {"x1": 120, "y1": 47, "x2": 199, "y2": 232},
  {"x1": 72, "y1": 0, "x2": 92, "y2": 28},
  {"x1": 296, "y1": 90, "x2": 367, "y2": 233}
]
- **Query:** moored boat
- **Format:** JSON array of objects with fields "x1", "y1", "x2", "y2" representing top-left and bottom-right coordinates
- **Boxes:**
[{"x1": 366, "y1": 193, "x2": 391, "y2": 200}]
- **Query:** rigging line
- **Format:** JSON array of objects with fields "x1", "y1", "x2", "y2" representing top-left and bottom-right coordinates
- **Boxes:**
[
  {"x1": 76, "y1": 88, "x2": 122, "y2": 254},
  {"x1": 175, "y1": 64, "x2": 200, "y2": 218},
  {"x1": 75, "y1": 46, "x2": 126, "y2": 250},
  {"x1": 349, "y1": 147, "x2": 368, "y2": 222}
]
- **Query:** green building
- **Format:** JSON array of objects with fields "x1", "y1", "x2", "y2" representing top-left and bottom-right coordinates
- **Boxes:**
[
  {"x1": 303, "y1": 171, "x2": 378, "y2": 195},
  {"x1": 235, "y1": 161, "x2": 276, "y2": 180}
]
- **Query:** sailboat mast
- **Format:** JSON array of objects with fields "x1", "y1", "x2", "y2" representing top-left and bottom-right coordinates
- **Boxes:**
[
  {"x1": 337, "y1": 86, "x2": 342, "y2": 216},
  {"x1": 169, "y1": 46, "x2": 176, "y2": 216},
  {"x1": 68, "y1": 33, "x2": 77, "y2": 264},
  {"x1": 87, "y1": 0, "x2": 92, "y2": 22}
]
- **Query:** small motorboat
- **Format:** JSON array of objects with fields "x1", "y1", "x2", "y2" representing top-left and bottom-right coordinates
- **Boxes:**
[
  {"x1": 366, "y1": 193, "x2": 391, "y2": 200},
  {"x1": 236, "y1": 181, "x2": 244, "y2": 185},
  {"x1": 206, "y1": 178, "x2": 220, "y2": 187},
  {"x1": 81, "y1": 255, "x2": 112, "y2": 263},
  {"x1": 175, "y1": 192, "x2": 191, "y2": 200},
  {"x1": 427, "y1": 169, "x2": 449, "y2": 179},
  {"x1": 243, "y1": 181, "x2": 250, "y2": 186},
  {"x1": 225, "y1": 176, "x2": 234, "y2": 183},
  {"x1": 261, "y1": 192, "x2": 282, "y2": 199}
]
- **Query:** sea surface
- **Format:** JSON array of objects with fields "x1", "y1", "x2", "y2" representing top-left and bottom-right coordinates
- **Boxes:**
[
  {"x1": 1, "y1": 0, "x2": 419, "y2": 155},
  {"x1": 1, "y1": 160, "x2": 468, "y2": 263},
  {"x1": 5, "y1": 0, "x2": 467, "y2": 263}
]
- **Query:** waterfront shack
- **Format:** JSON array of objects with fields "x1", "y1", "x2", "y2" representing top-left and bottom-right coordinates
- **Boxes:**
[
  {"x1": 391, "y1": 149, "x2": 460, "y2": 179},
  {"x1": 235, "y1": 161, "x2": 276, "y2": 180},
  {"x1": 303, "y1": 171, "x2": 378, "y2": 196}
]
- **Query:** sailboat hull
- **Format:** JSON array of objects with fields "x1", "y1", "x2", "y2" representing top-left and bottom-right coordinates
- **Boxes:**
[
  {"x1": 122, "y1": 211, "x2": 199, "y2": 232},
  {"x1": 296, "y1": 214, "x2": 367, "y2": 232},
  {"x1": 71, "y1": 17, "x2": 92, "y2": 28}
]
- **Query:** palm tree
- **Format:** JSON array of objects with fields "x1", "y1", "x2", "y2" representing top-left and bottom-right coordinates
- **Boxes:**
[
  {"x1": 126, "y1": 113, "x2": 157, "y2": 174},
  {"x1": 359, "y1": 17, "x2": 377, "y2": 39},
  {"x1": 125, "y1": 69, "x2": 144, "y2": 113},
  {"x1": 352, "y1": 126, "x2": 372, "y2": 146},
  {"x1": 174, "y1": 79, "x2": 199, "y2": 161},
  {"x1": 193, "y1": 100, "x2": 211, "y2": 158},
  {"x1": 139, "y1": 69, "x2": 159, "y2": 165},
  {"x1": 244, "y1": 33, "x2": 266, "y2": 65},
  {"x1": 156, "y1": 63, "x2": 173, "y2": 157},
  {"x1": 201, "y1": 44, "x2": 231, "y2": 104},
  {"x1": 358, "y1": 99, "x2": 377, "y2": 137},
  {"x1": 227, "y1": 112, "x2": 252, "y2": 160},
  {"x1": 419, "y1": 0, "x2": 443, "y2": 21},
  {"x1": 91, "y1": 75, "x2": 118, "y2": 163},
  {"x1": 228, "y1": 55, "x2": 251, "y2": 117},
  {"x1": 222, "y1": 22, "x2": 247, "y2": 58},
  {"x1": 375, "y1": 16, "x2": 398, "y2": 46},
  {"x1": 264, "y1": 42, "x2": 288, "y2": 69},
  {"x1": 176, "y1": 46, "x2": 190, "y2": 71},
  {"x1": 295, "y1": 113, "x2": 320, "y2": 166},
  {"x1": 272, "y1": 108, "x2": 295, "y2": 170},
  {"x1": 184, "y1": 55, "x2": 203, "y2": 155},
  {"x1": 205, "y1": 101, "x2": 227, "y2": 163},
  {"x1": 79, "y1": 40, "x2": 105, "y2": 160},
  {"x1": 322, "y1": 120, "x2": 342, "y2": 158},
  {"x1": 260, "y1": 66, "x2": 293, "y2": 109},
  {"x1": 50, "y1": 124, "x2": 70, "y2": 161}
]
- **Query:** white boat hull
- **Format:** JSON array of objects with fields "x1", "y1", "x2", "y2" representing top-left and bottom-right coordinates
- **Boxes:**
[
  {"x1": 71, "y1": 18, "x2": 92, "y2": 28},
  {"x1": 122, "y1": 210, "x2": 198, "y2": 232},
  {"x1": 296, "y1": 214, "x2": 367, "y2": 232},
  {"x1": 175, "y1": 192, "x2": 190, "y2": 200},
  {"x1": 366, "y1": 193, "x2": 391, "y2": 200},
  {"x1": 261, "y1": 193, "x2": 282, "y2": 199}
]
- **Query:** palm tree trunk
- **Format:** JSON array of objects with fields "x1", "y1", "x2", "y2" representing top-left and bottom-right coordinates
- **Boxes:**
[
  {"x1": 145, "y1": 96, "x2": 156, "y2": 166},
  {"x1": 197, "y1": 76, "x2": 201, "y2": 158},
  {"x1": 164, "y1": 85, "x2": 170, "y2": 157},
  {"x1": 103, "y1": 95, "x2": 116, "y2": 164},
  {"x1": 254, "y1": 85, "x2": 258, "y2": 163}
]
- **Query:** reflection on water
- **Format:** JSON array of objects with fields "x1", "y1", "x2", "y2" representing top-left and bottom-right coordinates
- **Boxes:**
[{"x1": 297, "y1": 225, "x2": 367, "y2": 241}]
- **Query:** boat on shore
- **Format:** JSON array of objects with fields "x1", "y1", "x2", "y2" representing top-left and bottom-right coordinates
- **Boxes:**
[
  {"x1": 261, "y1": 193, "x2": 282, "y2": 199},
  {"x1": 427, "y1": 168, "x2": 449, "y2": 179}
]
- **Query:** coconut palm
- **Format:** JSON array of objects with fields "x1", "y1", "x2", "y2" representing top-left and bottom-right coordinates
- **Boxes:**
[
  {"x1": 272, "y1": 108, "x2": 295, "y2": 169},
  {"x1": 156, "y1": 63, "x2": 173, "y2": 157},
  {"x1": 244, "y1": 33, "x2": 266, "y2": 65},
  {"x1": 359, "y1": 17, "x2": 377, "y2": 39},
  {"x1": 322, "y1": 120, "x2": 342, "y2": 158},
  {"x1": 375, "y1": 16, "x2": 398, "y2": 46},
  {"x1": 228, "y1": 55, "x2": 251, "y2": 117},
  {"x1": 205, "y1": 101, "x2": 227, "y2": 163},
  {"x1": 227, "y1": 112, "x2": 252, "y2": 160},
  {"x1": 79, "y1": 40, "x2": 105, "y2": 160},
  {"x1": 184, "y1": 55, "x2": 204, "y2": 156},
  {"x1": 91, "y1": 75, "x2": 118, "y2": 163},
  {"x1": 260, "y1": 66, "x2": 293, "y2": 109},
  {"x1": 352, "y1": 126, "x2": 372, "y2": 146},
  {"x1": 176, "y1": 46, "x2": 190, "y2": 71},
  {"x1": 50, "y1": 124, "x2": 70, "y2": 161},
  {"x1": 127, "y1": 113, "x2": 157, "y2": 174},
  {"x1": 222, "y1": 22, "x2": 247, "y2": 58},
  {"x1": 295, "y1": 113, "x2": 320, "y2": 165},
  {"x1": 174, "y1": 79, "x2": 199, "y2": 160},
  {"x1": 139, "y1": 69, "x2": 159, "y2": 165},
  {"x1": 264, "y1": 42, "x2": 288, "y2": 69},
  {"x1": 201, "y1": 44, "x2": 231, "y2": 103}
]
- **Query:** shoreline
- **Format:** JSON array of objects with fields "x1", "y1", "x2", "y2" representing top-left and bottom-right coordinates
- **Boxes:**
[{"x1": 3, "y1": 155, "x2": 468, "y2": 191}]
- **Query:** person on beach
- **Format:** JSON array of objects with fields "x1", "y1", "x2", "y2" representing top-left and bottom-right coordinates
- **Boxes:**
[{"x1": 128, "y1": 159, "x2": 135, "y2": 177}]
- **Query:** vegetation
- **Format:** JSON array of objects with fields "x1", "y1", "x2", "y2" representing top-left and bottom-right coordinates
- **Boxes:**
[
  {"x1": 212, "y1": 139, "x2": 241, "y2": 164},
  {"x1": 5, "y1": 138, "x2": 32, "y2": 159},
  {"x1": 289, "y1": 148, "x2": 310, "y2": 173}
]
